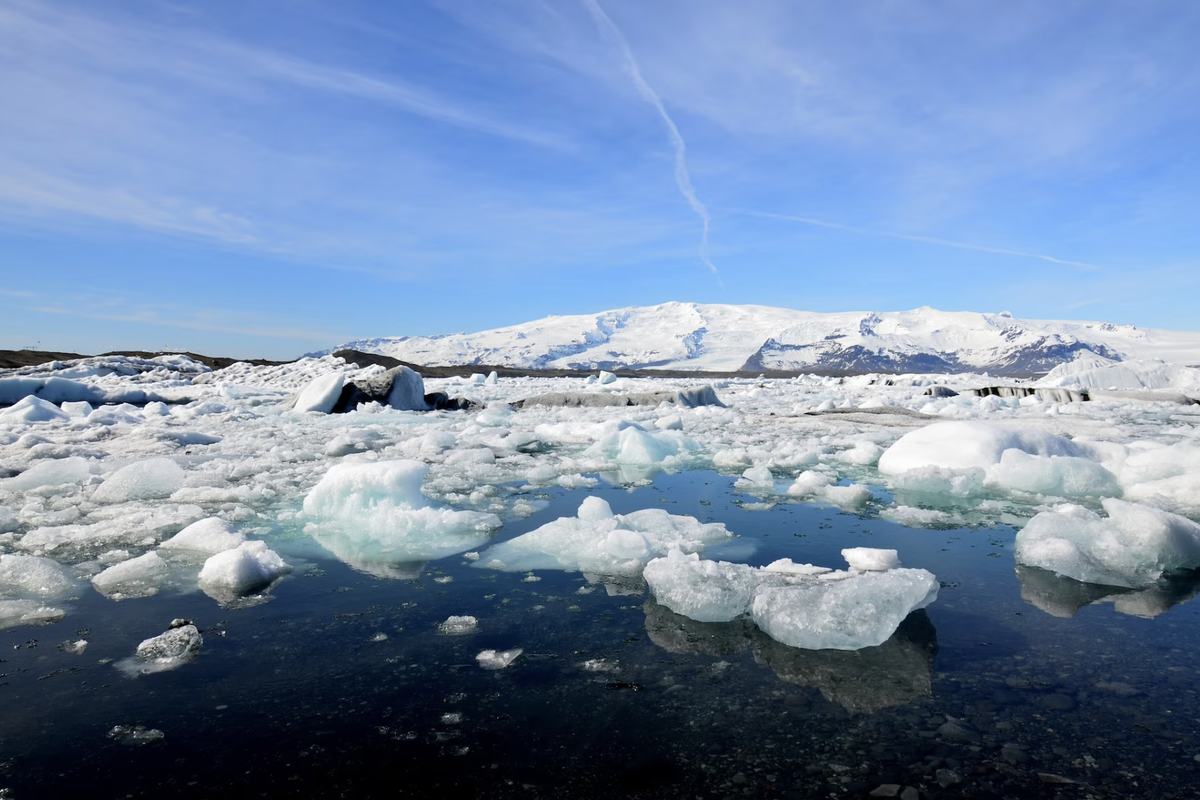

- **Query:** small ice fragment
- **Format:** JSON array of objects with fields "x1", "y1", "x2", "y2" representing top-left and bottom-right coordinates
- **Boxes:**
[
  {"x1": 59, "y1": 639, "x2": 88, "y2": 654},
  {"x1": 761, "y1": 559, "x2": 831, "y2": 576},
  {"x1": 441, "y1": 712, "x2": 464, "y2": 724},
  {"x1": 842, "y1": 548, "x2": 901, "y2": 571},
  {"x1": 0, "y1": 600, "x2": 66, "y2": 629},
  {"x1": 577, "y1": 496, "x2": 614, "y2": 521},
  {"x1": 476, "y1": 648, "x2": 522, "y2": 670},
  {"x1": 821, "y1": 483, "x2": 871, "y2": 508},
  {"x1": 118, "y1": 619, "x2": 202, "y2": 676},
  {"x1": 522, "y1": 574, "x2": 541, "y2": 583},
  {"x1": 370, "y1": 632, "x2": 388, "y2": 642},
  {"x1": 107, "y1": 725, "x2": 165, "y2": 746},
  {"x1": 580, "y1": 658, "x2": 619, "y2": 672},
  {"x1": 438, "y1": 615, "x2": 478, "y2": 635},
  {"x1": 434, "y1": 576, "x2": 453, "y2": 584},
  {"x1": 740, "y1": 466, "x2": 773, "y2": 486},
  {"x1": 463, "y1": 552, "x2": 480, "y2": 561}
]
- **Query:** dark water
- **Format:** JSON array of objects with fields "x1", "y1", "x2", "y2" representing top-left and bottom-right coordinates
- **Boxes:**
[{"x1": 3, "y1": 472, "x2": 1200, "y2": 799}]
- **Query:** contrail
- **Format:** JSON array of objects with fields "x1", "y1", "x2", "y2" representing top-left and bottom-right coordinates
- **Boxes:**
[
  {"x1": 742, "y1": 210, "x2": 1104, "y2": 272},
  {"x1": 582, "y1": 0, "x2": 717, "y2": 275}
]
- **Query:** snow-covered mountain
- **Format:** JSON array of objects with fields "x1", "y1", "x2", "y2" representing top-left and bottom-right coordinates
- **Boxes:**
[{"x1": 333, "y1": 303, "x2": 1200, "y2": 374}]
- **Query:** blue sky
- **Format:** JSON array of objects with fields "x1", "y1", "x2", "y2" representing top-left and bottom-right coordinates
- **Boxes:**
[{"x1": 1, "y1": 0, "x2": 1199, "y2": 359}]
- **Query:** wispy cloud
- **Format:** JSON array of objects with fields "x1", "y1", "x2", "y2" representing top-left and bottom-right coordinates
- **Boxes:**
[
  {"x1": 743, "y1": 210, "x2": 1106, "y2": 273},
  {"x1": 581, "y1": 0, "x2": 717, "y2": 275},
  {"x1": 30, "y1": 302, "x2": 339, "y2": 343}
]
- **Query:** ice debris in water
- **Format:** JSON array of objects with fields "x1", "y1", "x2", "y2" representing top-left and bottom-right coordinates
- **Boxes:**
[
  {"x1": 1015, "y1": 498, "x2": 1200, "y2": 588},
  {"x1": 0, "y1": 554, "x2": 75, "y2": 597},
  {"x1": 92, "y1": 551, "x2": 169, "y2": 600},
  {"x1": 91, "y1": 458, "x2": 186, "y2": 504},
  {"x1": 158, "y1": 518, "x2": 246, "y2": 555},
  {"x1": 118, "y1": 619, "x2": 203, "y2": 676},
  {"x1": 438, "y1": 615, "x2": 478, "y2": 635},
  {"x1": 477, "y1": 496, "x2": 730, "y2": 577},
  {"x1": 107, "y1": 725, "x2": 166, "y2": 746},
  {"x1": 198, "y1": 541, "x2": 291, "y2": 599},
  {"x1": 303, "y1": 460, "x2": 502, "y2": 570},
  {"x1": 476, "y1": 648, "x2": 522, "y2": 669},
  {"x1": 644, "y1": 547, "x2": 938, "y2": 650},
  {"x1": 0, "y1": 600, "x2": 66, "y2": 629}
]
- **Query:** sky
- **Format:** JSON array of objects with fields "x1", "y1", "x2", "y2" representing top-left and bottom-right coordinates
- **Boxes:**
[{"x1": 1, "y1": 0, "x2": 1199, "y2": 360}]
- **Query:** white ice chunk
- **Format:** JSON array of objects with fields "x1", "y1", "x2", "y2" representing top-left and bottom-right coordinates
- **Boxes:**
[
  {"x1": 158, "y1": 518, "x2": 246, "y2": 555},
  {"x1": 303, "y1": 460, "x2": 502, "y2": 567},
  {"x1": 119, "y1": 620, "x2": 203, "y2": 675},
  {"x1": 292, "y1": 372, "x2": 345, "y2": 414},
  {"x1": 198, "y1": 541, "x2": 291, "y2": 596},
  {"x1": 786, "y1": 471, "x2": 834, "y2": 497},
  {"x1": 740, "y1": 466, "x2": 774, "y2": 486},
  {"x1": 0, "y1": 507, "x2": 17, "y2": 533},
  {"x1": 92, "y1": 551, "x2": 169, "y2": 600},
  {"x1": 597, "y1": 371, "x2": 617, "y2": 385},
  {"x1": 878, "y1": 422, "x2": 1085, "y2": 475},
  {"x1": 577, "y1": 496, "x2": 615, "y2": 521},
  {"x1": 438, "y1": 615, "x2": 478, "y2": 634},
  {"x1": 476, "y1": 647, "x2": 522, "y2": 669},
  {"x1": 842, "y1": 547, "x2": 901, "y2": 571},
  {"x1": 0, "y1": 395, "x2": 70, "y2": 423},
  {"x1": 0, "y1": 554, "x2": 74, "y2": 597},
  {"x1": 2, "y1": 457, "x2": 91, "y2": 491},
  {"x1": 990, "y1": 448, "x2": 1120, "y2": 497},
  {"x1": 92, "y1": 458, "x2": 186, "y2": 503},
  {"x1": 751, "y1": 568, "x2": 939, "y2": 650},
  {"x1": 1015, "y1": 498, "x2": 1200, "y2": 588},
  {"x1": 821, "y1": 484, "x2": 872, "y2": 508},
  {"x1": 644, "y1": 549, "x2": 757, "y2": 622},
  {"x1": 478, "y1": 498, "x2": 730, "y2": 577}
]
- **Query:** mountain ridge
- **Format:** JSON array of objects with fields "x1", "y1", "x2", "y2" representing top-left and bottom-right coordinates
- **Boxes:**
[{"x1": 327, "y1": 303, "x2": 1200, "y2": 375}]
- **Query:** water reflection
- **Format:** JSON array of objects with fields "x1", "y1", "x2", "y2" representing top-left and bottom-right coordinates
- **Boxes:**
[
  {"x1": 643, "y1": 598, "x2": 939, "y2": 713},
  {"x1": 309, "y1": 526, "x2": 486, "y2": 580},
  {"x1": 1015, "y1": 565, "x2": 1200, "y2": 619}
]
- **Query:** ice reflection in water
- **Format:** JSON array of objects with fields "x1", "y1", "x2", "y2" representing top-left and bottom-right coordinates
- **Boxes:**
[
  {"x1": 644, "y1": 598, "x2": 939, "y2": 713},
  {"x1": 1016, "y1": 563, "x2": 1200, "y2": 618}
]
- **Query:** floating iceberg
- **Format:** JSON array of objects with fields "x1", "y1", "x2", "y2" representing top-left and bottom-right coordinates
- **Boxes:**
[
  {"x1": 1015, "y1": 498, "x2": 1200, "y2": 588},
  {"x1": 303, "y1": 460, "x2": 501, "y2": 569},
  {"x1": 158, "y1": 518, "x2": 246, "y2": 555},
  {"x1": 92, "y1": 552, "x2": 170, "y2": 600},
  {"x1": 644, "y1": 547, "x2": 937, "y2": 651},
  {"x1": 477, "y1": 496, "x2": 729, "y2": 577},
  {"x1": 198, "y1": 541, "x2": 291, "y2": 599}
]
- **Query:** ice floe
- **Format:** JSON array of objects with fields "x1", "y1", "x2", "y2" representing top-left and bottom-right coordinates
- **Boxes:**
[
  {"x1": 644, "y1": 547, "x2": 938, "y2": 650},
  {"x1": 1015, "y1": 498, "x2": 1200, "y2": 588},
  {"x1": 477, "y1": 496, "x2": 729, "y2": 577}
]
